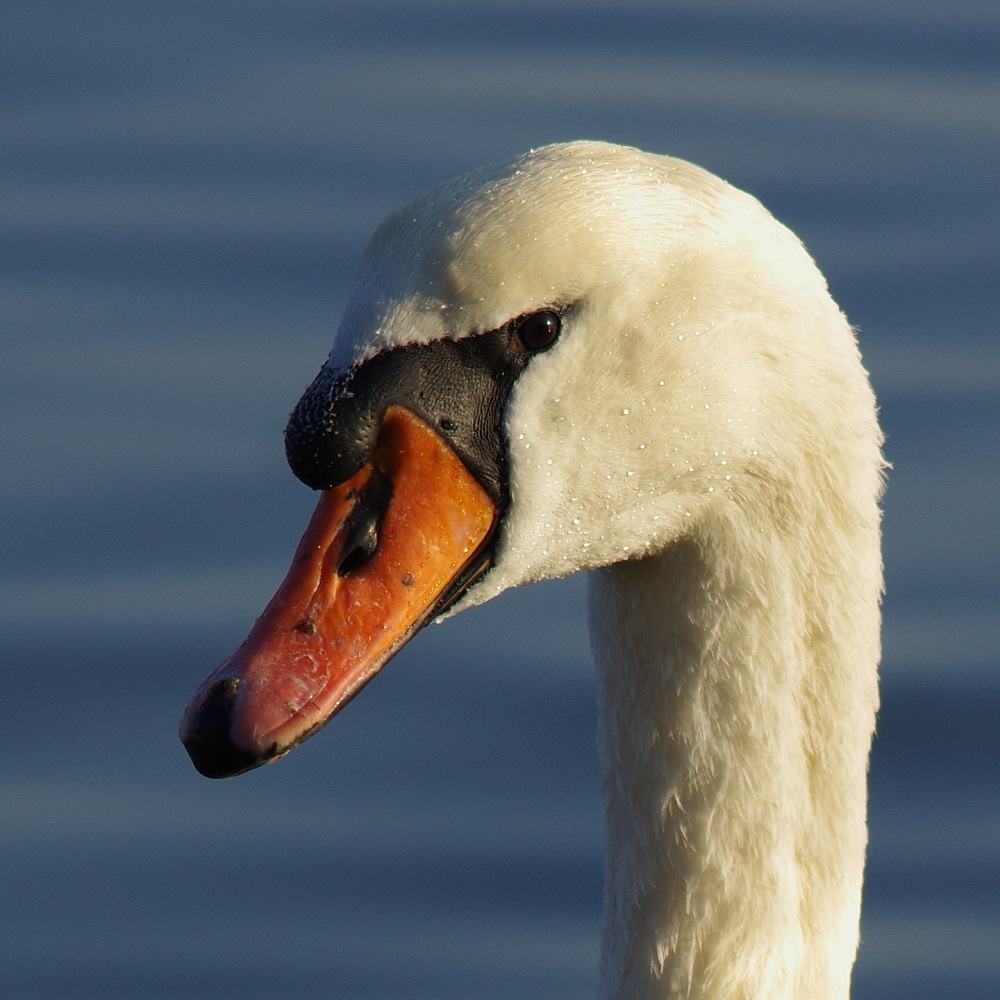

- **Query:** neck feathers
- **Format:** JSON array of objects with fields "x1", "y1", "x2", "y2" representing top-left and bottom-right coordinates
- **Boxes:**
[{"x1": 589, "y1": 481, "x2": 881, "y2": 999}]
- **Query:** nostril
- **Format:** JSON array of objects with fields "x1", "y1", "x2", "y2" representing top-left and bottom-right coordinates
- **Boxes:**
[
  {"x1": 336, "y1": 519, "x2": 379, "y2": 577},
  {"x1": 335, "y1": 467, "x2": 393, "y2": 578}
]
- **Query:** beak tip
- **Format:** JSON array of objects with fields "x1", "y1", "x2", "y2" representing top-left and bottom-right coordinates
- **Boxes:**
[{"x1": 180, "y1": 677, "x2": 267, "y2": 779}]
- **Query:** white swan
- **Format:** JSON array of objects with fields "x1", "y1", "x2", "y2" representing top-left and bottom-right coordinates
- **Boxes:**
[{"x1": 181, "y1": 141, "x2": 884, "y2": 1000}]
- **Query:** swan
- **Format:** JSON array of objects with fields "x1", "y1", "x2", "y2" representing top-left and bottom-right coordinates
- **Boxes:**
[{"x1": 180, "y1": 140, "x2": 884, "y2": 999}]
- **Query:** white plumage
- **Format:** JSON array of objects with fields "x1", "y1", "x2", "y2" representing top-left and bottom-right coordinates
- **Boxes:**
[{"x1": 311, "y1": 141, "x2": 885, "y2": 998}]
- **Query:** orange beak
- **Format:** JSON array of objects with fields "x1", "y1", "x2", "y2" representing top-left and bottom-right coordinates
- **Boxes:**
[{"x1": 180, "y1": 405, "x2": 496, "y2": 777}]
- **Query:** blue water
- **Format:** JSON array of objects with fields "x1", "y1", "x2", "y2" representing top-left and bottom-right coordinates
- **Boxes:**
[{"x1": 2, "y1": 3, "x2": 997, "y2": 997}]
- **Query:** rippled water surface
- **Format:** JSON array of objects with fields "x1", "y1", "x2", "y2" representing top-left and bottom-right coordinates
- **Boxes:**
[{"x1": 2, "y1": 3, "x2": 998, "y2": 997}]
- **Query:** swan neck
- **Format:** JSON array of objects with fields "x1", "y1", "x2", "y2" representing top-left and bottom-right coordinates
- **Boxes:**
[{"x1": 590, "y1": 507, "x2": 880, "y2": 1000}]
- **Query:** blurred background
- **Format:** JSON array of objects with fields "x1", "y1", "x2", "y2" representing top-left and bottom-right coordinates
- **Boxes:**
[{"x1": 2, "y1": 2, "x2": 997, "y2": 997}]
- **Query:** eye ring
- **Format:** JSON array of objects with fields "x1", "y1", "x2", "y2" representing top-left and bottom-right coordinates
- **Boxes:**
[{"x1": 512, "y1": 310, "x2": 561, "y2": 353}]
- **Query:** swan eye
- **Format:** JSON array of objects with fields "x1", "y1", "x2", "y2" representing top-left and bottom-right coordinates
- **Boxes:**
[{"x1": 513, "y1": 310, "x2": 561, "y2": 353}]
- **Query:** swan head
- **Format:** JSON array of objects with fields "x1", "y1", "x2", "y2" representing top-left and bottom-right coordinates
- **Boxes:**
[{"x1": 180, "y1": 140, "x2": 872, "y2": 778}]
